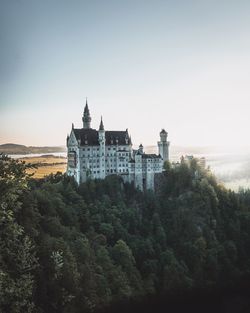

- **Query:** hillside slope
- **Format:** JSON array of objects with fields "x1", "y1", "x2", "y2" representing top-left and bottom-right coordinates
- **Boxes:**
[
  {"x1": 1, "y1": 156, "x2": 250, "y2": 312},
  {"x1": 0, "y1": 143, "x2": 66, "y2": 154}
]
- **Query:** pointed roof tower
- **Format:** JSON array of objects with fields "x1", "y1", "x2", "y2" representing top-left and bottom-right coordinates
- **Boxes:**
[
  {"x1": 99, "y1": 116, "x2": 104, "y2": 131},
  {"x1": 82, "y1": 98, "x2": 92, "y2": 129},
  {"x1": 84, "y1": 98, "x2": 90, "y2": 114}
]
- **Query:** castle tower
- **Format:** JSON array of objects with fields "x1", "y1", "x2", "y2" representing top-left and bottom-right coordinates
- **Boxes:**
[
  {"x1": 98, "y1": 116, "x2": 106, "y2": 179},
  {"x1": 134, "y1": 151, "x2": 143, "y2": 190},
  {"x1": 82, "y1": 99, "x2": 92, "y2": 129},
  {"x1": 139, "y1": 144, "x2": 143, "y2": 154},
  {"x1": 158, "y1": 129, "x2": 170, "y2": 163}
]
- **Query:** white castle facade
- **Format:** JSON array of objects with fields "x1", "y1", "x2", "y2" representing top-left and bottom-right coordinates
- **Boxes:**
[{"x1": 67, "y1": 101, "x2": 170, "y2": 190}]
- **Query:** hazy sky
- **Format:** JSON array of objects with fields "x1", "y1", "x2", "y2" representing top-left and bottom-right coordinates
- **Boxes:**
[{"x1": 1, "y1": 0, "x2": 250, "y2": 147}]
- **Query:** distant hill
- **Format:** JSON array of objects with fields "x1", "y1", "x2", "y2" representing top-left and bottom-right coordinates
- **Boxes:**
[{"x1": 0, "y1": 143, "x2": 66, "y2": 155}]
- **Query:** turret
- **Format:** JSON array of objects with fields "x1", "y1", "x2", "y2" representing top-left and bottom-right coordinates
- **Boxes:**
[
  {"x1": 82, "y1": 99, "x2": 91, "y2": 129},
  {"x1": 158, "y1": 129, "x2": 170, "y2": 163},
  {"x1": 99, "y1": 116, "x2": 104, "y2": 131},
  {"x1": 160, "y1": 129, "x2": 167, "y2": 142},
  {"x1": 139, "y1": 144, "x2": 143, "y2": 154},
  {"x1": 98, "y1": 116, "x2": 106, "y2": 179},
  {"x1": 98, "y1": 116, "x2": 105, "y2": 143}
]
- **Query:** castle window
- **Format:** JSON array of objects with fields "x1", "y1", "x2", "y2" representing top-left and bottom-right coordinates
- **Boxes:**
[{"x1": 68, "y1": 151, "x2": 77, "y2": 168}]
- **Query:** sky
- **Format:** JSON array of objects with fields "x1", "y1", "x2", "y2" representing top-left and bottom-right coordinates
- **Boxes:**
[{"x1": 1, "y1": 0, "x2": 250, "y2": 148}]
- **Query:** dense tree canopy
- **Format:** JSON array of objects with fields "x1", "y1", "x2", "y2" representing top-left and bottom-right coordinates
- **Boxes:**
[
  {"x1": 1, "y1": 155, "x2": 250, "y2": 312},
  {"x1": 0, "y1": 155, "x2": 37, "y2": 313}
]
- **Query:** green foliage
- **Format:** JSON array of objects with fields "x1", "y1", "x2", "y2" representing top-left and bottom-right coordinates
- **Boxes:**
[
  {"x1": 2, "y1": 154, "x2": 250, "y2": 312},
  {"x1": 0, "y1": 154, "x2": 37, "y2": 312}
]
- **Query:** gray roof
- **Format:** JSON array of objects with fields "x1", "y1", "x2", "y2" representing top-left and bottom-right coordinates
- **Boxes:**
[
  {"x1": 141, "y1": 153, "x2": 162, "y2": 159},
  {"x1": 84, "y1": 103, "x2": 90, "y2": 114},
  {"x1": 73, "y1": 128, "x2": 131, "y2": 146}
]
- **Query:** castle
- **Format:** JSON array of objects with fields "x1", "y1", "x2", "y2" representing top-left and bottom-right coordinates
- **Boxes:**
[{"x1": 67, "y1": 101, "x2": 170, "y2": 190}]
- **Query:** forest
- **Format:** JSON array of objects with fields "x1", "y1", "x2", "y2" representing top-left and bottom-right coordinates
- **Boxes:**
[{"x1": 1, "y1": 154, "x2": 250, "y2": 313}]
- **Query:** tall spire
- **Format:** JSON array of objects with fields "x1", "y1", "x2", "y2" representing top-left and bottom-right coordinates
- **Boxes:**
[
  {"x1": 99, "y1": 116, "x2": 104, "y2": 131},
  {"x1": 82, "y1": 98, "x2": 91, "y2": 129},
  {"x1": 84, "y1": 98, "x2": 89, "y2": 114}
]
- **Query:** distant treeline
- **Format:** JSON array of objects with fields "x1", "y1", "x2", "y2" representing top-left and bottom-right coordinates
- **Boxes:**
[
  {"x1": 1, "y1": 155, "x2": 250, "y2": 313},
  {"x1": 30, "y1": 162, "x2": 67, "y2": 167}
]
